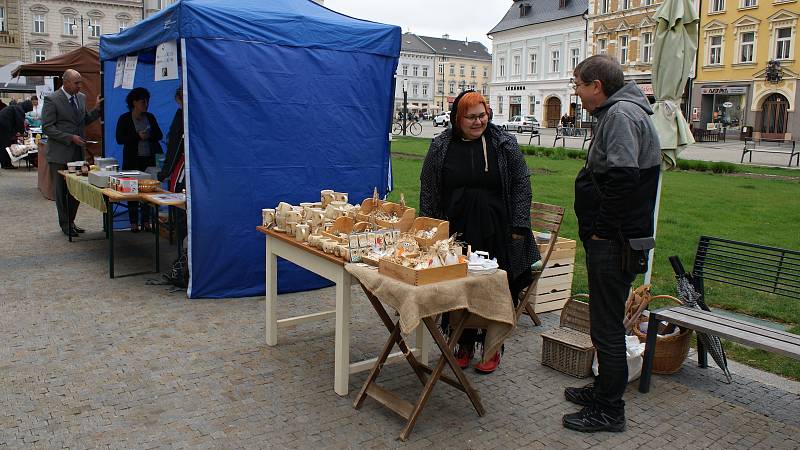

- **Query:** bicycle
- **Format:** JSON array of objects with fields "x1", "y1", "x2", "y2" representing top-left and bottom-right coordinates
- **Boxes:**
[{"x1": 392, "y1": 120, "x2": 422, "y2": 136}]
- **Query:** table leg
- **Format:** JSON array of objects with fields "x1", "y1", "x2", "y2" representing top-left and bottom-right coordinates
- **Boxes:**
[
  {"x1": 334, "y1": 269, "x2": 352, "y2": 396},
  {"x1": 265, "y1": 237, "x2": 278, "y2": 346},
  {"x1": 66, "y1": 181, "x2": 72, "y2": 243},
  {"x1": 638, "y1": 313, "x2": 660, "y2": 393},
  {"x1": 415, "y1": 319, "x2": 430, "y2": 367},
  {"x1": 154, "y1": 203, "x2": 160, "y2": 273},
  {"x1": 107, "y1": 197, "x2": 114, "y2": 279}
]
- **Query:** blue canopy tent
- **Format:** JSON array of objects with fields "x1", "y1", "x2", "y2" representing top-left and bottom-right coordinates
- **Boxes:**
[{"x1": 100, "y1": 0, "x2": 400, "y2": 298}]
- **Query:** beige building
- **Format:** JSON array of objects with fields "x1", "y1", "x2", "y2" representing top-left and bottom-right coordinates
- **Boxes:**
[
  {"x1": 421, "y1": 34, "x2": 493, "y2": 111},
  {"x1": 0, "y1": 0, "x2": 23, "y2": 66},
  {"x1": 19, "y1": 0, "x2": 142, "y2": 62},
  {"x1": 587, "y1": 0, "x2": 663, "y2": 94}
]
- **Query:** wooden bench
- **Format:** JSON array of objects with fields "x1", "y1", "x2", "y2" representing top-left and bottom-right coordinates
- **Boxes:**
[
  {"x1": 639, "y1": 236, "x2": 800, "y2": 392},
  {"x1": 741, "y1": 138, "x2": 798, "y2": 167}
]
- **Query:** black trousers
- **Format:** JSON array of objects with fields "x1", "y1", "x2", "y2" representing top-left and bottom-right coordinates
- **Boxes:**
[
  {"x1": 584, "y1": 238, "x2": 636, "y2": 416},
  {"x1": 50, "y1": 162, "x2": 79, "y2": 231}
]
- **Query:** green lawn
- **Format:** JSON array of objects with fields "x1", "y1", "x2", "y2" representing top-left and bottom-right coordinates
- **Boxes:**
[{"x1": 389, "y1": 136, "x2": 800, "y2": 379}]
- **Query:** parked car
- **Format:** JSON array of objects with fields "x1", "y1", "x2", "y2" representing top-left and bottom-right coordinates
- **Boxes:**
[
  {"x1": 500, "y1": 115, "x2": 540, "y2": 133},
  {"x1": 433, "y1": 112, "x2": 450, "y2": 127}
]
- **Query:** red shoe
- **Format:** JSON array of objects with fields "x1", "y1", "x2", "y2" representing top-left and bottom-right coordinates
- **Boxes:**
[
  {"x1": 474, "y1": 351, "x2": 501, "y2": 374},
  {"x1": 454, "y1": 346, "x2": 474, "y2": 369}
]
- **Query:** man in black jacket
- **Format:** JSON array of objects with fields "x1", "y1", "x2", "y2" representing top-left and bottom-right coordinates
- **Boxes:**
[{"x1": 563, "y1": 55, "x2": 661, "y2": 433}]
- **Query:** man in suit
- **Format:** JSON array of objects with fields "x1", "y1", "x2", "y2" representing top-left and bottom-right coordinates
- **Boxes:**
[{"x1": 42, "y1": 69, "x2": 102, "y2": 237}]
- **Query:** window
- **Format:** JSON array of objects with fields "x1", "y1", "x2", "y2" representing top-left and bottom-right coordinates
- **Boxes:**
[
  {"x1": 412, "y1": 83, "x2": 418, "y2": 96},
  {"x1": 422, "y1": 66, "x2": 428, "y2": 77},
  {"x1": 460, "y1": 64, "x2": 465, "y2": 76},
  {"x1": 34, "y1": 15, "x2": 46, "y2": 33},
  {"x1": 741, "y1": 0, "x2": 756, "y2": 6},
  {"x1": 709, "y1": 35, "x2": 722, "y2": 64},
  {"x1": 499, "y1": 57, "x2": 506, "y2": 76},
  {"x1": 402, "y1": 65, "x2": 408, "y2": 76},
  {"x1": 619, "y1": 35, "x2": 629, "y2": 64},
  {"x1": 551, "y1": 50, "x2": 560, "y2": 72},
  {"x1": 34, "y1": 49, "x2": 46, "y2": 62},
  {"x1": 471, "y1": 66, "x2": 476, "y2": 77},
  {"x1": 643, "y1": 0, "x2": 653, "y2": 5},
  {"x1": 641, "y1": 32, "x2": 653, "y2": 63},
  {"x1": 599, "y1": 0, "x2": 610, "y2": 13},
  {"x1": 482, "y1": 84, "x2": 488, "y2": 95},
  {"x1": 449, "y1": 64, "x2": 455, "y2": 75},
  {"x1": 449, "y1": 81, "x2": 455, "y2": 94},
  {"x1": 438, "y1": 64, "x2": 444, "y2": 75},
  {"x1": 570, "y1": 48, "x2": 580, "y2": 70},
  {"x1": 513, "y1": 55, "x2": 520, "y2": 75},
  {"x1": 422, "y1": 84, "x2": 428, "y2": 96},
  {"x1": 622, "y1": 0, "x2": 631, "y2": 9},
  {"x1": 711, "y1": 0, "x2": 724, "y2": 12},
  {"x1": 437, "y1": 81, "x2": 444, "y2": 93},
  {"x1": 64, "y1": 15, "x2": 75, "y2": 35},
  {"x1": 776, "y1": 27, "x2": 791, "y2": 60},
  {"x1": 412, "y1": 66, "x2": 418, "y2": 76},
  {"x1": 89, "y1": 18, "x2": 101, "y2": 37},
  {"x1": 483, "y1": 66, "x2": 488, "y2": 77},
  {"x1": 497, "y1": 96, "x2": 503, "y2": 114},
  {"x1": 0, "y1": 7, "x2": 5, "y2": 32},
  {"x1": 529, "y1": 95, "x2": 536, "y2": 116},
  {"x1": 529, "y1": 52, "x2": 538, "y2": 74},
  {"x1": 740, "y1": 32, "x2": 754, "y2": 63},
  {"x1": 118, "y1": 20, "x2": 129, "y2": 32},
  {"x1": 598, "y1": 38, "x2": 607, "y2": 54}
]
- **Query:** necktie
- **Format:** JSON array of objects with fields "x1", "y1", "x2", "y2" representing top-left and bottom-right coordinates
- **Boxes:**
[{"x1": 69, "y1": 96, "x2": 78, "y2": 114}]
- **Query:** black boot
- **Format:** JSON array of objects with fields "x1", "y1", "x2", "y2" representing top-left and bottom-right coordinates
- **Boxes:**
[
  {"x1": 564, "y1": 383, "x2": 595, "y2": 407},
  {"x1": 562, "y1": 406, "x2": 625, "y2": 433}
]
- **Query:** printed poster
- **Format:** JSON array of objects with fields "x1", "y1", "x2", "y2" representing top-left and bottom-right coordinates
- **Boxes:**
[
  {"x1": 154, "y1": 40, "x2": 179, "y2": 81},
  {"x1": 114, "y1": 57, "x2": 125, "y2": 87},
  {"x1": 122, "y1": 55, "x2": 138, "y2": 90},
  {"x1": 35, "y1": 84, "x2": 53, "y2": 102}
]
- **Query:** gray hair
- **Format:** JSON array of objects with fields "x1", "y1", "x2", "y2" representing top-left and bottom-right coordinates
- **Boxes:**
[{"x1": 573, "y1": 55, "x2": 624, "y2": 97}]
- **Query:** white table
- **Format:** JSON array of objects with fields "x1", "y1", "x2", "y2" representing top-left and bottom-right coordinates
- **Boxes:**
[{"x1": 257, "y1": 226, "x2": 430, "y2": 396}]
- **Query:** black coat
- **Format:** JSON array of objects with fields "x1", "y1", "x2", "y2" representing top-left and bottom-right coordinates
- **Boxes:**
[
  {"x1": 115, "y1": 111, "x2": 163, "y2": 167},
  {"x1": 0, "y1": 105, "x2": 27, "y2": 147},
  {"x1": 158, "y1": 108, "x2": 184, "y2": 183}
]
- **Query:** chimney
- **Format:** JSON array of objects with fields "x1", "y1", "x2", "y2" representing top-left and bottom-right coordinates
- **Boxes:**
[{"x1": 442, "y1": 34, "x2": 450, "y2": 40}]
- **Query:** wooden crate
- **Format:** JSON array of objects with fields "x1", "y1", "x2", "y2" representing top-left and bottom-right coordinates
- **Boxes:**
[
  {"x1": 378, "y1": 259, "x2": 467, "y2": 286},
  {"x1": 409, "y1": 217, "x2": 449, "y2": 250},
  {"x1": 533, "y1": 237, "x2": 576, "y2": 313}
]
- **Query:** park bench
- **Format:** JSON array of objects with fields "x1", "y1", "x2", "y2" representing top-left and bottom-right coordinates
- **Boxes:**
[
  {"x1": 741, "y1": 138, "x2": 798, "y2": 167},
  {"x1": 639, "y1": 235, "x2": 800, "y2": 392}
]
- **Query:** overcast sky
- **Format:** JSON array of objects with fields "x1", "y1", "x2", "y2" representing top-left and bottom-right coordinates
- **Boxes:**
[{"x1": 323, "y1": 0, "x2": 512, "y2": 49}]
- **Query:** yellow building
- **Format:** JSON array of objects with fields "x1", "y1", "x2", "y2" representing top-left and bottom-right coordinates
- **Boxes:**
[{"x1": 692, "y1": 0, "x2": 798, "y2": 139}]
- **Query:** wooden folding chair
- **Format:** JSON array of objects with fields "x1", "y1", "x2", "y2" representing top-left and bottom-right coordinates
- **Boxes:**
[{"x1": 515, "y1": 202, "x2": 566, "y2": 326}]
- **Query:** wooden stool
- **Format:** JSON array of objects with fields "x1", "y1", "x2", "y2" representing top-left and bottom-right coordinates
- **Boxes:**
[{"x1": 354, "y1": 285, "x2": 485, "y2": 441}]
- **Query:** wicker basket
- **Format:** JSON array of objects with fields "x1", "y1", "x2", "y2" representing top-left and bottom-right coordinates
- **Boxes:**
[
  {"x1": 632, "y1": 295, "x2": 692, "y2": 375},
  {"x1": 540, "y1": 295, "x2": 594, "y2": 378}
]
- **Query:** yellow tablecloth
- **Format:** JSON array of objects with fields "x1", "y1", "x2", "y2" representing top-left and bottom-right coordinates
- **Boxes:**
[
  {"x1": 345, "y1": 263, "x2": 515, "y2": 361},
  {"x1": 64, "y1": 173, "x2": 106, "y2": 213}
]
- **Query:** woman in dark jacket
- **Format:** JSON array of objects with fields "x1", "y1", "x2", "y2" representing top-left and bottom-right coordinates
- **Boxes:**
[
  {"x1": 420, "y1": 90, "x2": 539, "y2": 373},
  {"x1": 115, "y1": 87, "x2": 163, "y2": 232},
  {"x1": 0, "y1": 100, "x2": 33, "y2": 169}
]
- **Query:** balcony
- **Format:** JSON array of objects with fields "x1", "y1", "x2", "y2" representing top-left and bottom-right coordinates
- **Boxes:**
[{"x1": 0, "y1": 31, "x2": 20, "y2": 47}]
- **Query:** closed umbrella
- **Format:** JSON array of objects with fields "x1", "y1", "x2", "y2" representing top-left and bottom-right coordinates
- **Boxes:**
[
  {"x1": 669, "y1": 256, "x2": 733, "y2": 383},
  {"x1": 644, "y1": 0, "x2": 699, "y2": 284}
]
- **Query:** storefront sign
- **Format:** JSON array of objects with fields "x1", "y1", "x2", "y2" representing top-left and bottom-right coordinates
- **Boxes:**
[
  {"x1": 639, "y1": 83, "x2": 654, "y2": 96},
  {"x1": 691, "y1": 107, "x2": 700, "y2": 121},
  {"x1": 510, "y1": 96, "x2": 522, "y2": 104},
  {"x1": 701, "y1": 87, "x2": 747, "y2": 95},
  {"x1": 722, "y1": 101, "x2": 734, "y2": 108}
]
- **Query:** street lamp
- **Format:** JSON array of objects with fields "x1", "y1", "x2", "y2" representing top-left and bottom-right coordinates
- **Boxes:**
[
  {"x1": 402, "y1": 78, "x2": 408, "y2": 136},
  {"x1": 70, "y1": 16, "x2": 91, "y2": 46}
]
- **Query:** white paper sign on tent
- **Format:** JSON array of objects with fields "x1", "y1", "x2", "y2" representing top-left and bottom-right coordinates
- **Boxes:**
[
  {"x1": 114, "y1": 57, "x2": 125, "y2": 88},
  {"x1": 122, "y1": 55, "x2": 138, "y2": 90},
  {"x1": 35, "y1": 84, "x2": 53, "y2": 102},
  {"x1": 154, "y1": 40, "x2": 179, "y2": 81}
]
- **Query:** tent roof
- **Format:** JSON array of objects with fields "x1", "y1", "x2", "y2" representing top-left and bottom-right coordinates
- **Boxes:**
[
  {"x1": 12, "y1": 47, "x2": 100, "y2": 77},
  {"x1": 100, "y1": 0, "x2": 401, "y2": 61}
]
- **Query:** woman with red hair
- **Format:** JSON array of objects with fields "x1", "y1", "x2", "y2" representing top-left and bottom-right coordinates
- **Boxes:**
[{"x1": 420, "y1": 90, "x2": 539, "y2": 373}]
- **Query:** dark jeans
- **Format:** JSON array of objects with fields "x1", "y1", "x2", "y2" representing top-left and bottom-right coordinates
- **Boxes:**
[
  {"x1": 584, "y1": 238, "x2": 636, "y2": 416},
  {"x1": 50, "y1": 162, "x2": 79, "y2": 230}
]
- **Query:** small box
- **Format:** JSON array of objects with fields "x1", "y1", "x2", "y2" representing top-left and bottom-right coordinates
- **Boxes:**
[
  {"x1": 539, "y1": 297, "x2": 594, "y2": 378},
  {"x1": 116, "y1": 177, "x2": 138, "y2": 193},
  {"x1": 378, "y1": 259, "x2": 467, "y2": 286}
]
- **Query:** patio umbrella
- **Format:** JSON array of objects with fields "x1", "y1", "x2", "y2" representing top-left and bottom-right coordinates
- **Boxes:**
[
  {"x1": 669, "y1": 256, "x2": 733, "y2": 383},
  {"x1": 644, "y1": 0, "x2": 699, "y2": 284}
]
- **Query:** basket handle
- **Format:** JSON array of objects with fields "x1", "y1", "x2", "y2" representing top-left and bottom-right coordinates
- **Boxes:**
[{"x1": 624, "y1": 294, "x2": 684, "y2": 332}]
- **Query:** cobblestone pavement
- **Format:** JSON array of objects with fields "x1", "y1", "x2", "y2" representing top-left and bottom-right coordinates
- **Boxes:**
[{"x1": 1, "y1": 169, "x2": 799, "y2": 449}]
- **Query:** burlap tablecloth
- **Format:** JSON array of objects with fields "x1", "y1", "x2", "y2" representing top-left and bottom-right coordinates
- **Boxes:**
[
  {"x1": 65, "y1": 173, "x2": 107, "y2": 213},
  {"x1": 345, "y1": 263, "x2": 515, "y2": 361}
]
